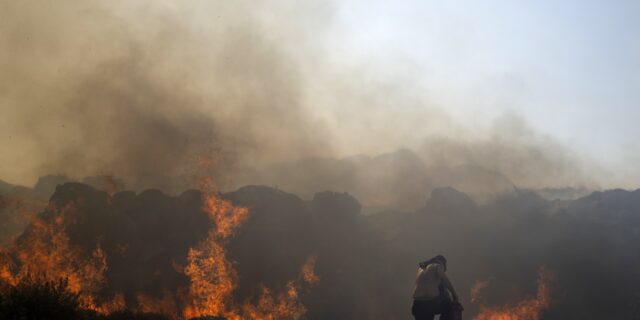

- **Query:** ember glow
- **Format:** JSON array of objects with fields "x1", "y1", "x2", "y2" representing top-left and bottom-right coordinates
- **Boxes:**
[{"x1": 473, "y1": 267, "x2": 553, "y2": 320}]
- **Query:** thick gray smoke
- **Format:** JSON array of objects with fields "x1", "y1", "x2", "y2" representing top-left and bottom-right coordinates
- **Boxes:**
[
  {"x1": 0, "y1": 0, "x2": 603, "y2": 197},
  {"x1": 0, "y1": 0, "x2": 332, "y2": 191}
]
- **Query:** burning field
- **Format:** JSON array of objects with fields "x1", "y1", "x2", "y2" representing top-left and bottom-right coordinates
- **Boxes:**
[
  {"x1": 2, "y1": 1, "x2": 640, "y2": 319},
  {"x1": 1, "y1": 176, "x2": 640, "y2": 319},
  {"x1": 0, "y1": 177, "x2": 320, "y2": 319}
]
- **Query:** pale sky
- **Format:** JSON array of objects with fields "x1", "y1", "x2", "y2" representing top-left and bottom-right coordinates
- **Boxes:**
[{"x1": 329, "y1": 0, "x2": 640, "y2": 173}]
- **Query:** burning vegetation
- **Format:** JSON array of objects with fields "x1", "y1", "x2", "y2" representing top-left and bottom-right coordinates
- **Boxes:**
[
  {"x1": 182, "y1": 177, "x2": 317, "y2": 319},
  {"x1": 0, "y1": 179, "x2": 319, "y2": 319},
  {"x1": 0, "y1": 200, "x2": 112, "y2": 312},
  {"x1": 2, "y1": 1, "x2": 639, "y2": 319},
  {"x1": 1, "y1": 175, "x2": 640, "y2": 319}
]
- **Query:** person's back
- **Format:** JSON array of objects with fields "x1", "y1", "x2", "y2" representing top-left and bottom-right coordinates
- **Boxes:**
[
  {"x1": 411, "y1": 255, "x2": 460, "y2": 320},
  {"x1": 413, "y1": 263, "x2": 442, "y2": 300}
]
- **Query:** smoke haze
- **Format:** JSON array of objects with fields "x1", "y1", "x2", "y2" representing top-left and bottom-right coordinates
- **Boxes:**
[{"x1": 0, "y1": 0, "x2": 618, "y2": 195}]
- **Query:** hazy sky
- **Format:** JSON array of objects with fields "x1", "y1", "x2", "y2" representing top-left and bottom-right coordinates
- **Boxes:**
[{"x1": 331, "y1": 0, "x2": 640, "y2": 170}]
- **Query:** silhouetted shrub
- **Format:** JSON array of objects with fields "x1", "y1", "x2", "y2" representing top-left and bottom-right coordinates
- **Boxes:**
[
  {"x1": 0, "y1": 276, "x2": 81, "y2": 320},
  {"x1": 0, "y1": 276, "x2": 174, "y2": 320}
]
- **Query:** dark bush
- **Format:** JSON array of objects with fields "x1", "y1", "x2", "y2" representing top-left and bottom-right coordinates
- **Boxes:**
[
  {"x1": 0, "y1": 277, "x2": 172, "y2": 320},
  {"x1": 0, "y1": 276, "x2": 81, "y2": 320}
]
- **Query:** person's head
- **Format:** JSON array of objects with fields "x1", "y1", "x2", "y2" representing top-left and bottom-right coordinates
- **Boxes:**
[{"x1": 419, "y1": 254, "x2": 447, "y2": 270}]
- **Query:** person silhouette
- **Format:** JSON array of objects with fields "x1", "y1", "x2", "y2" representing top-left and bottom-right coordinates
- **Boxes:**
[{"x1": 411, "y1": 255, "x2": 461, "y2": 320}]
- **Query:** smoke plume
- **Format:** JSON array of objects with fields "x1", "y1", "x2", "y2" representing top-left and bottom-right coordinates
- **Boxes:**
[{"x1": 1, "y1": 0, "x2": 603, "y2": 195}]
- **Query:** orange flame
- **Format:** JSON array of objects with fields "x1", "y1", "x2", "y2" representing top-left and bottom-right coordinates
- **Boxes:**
[
  {"x1": 474, "y1": 267, "x2": 553, "y2": 320},
  {"x1": 241, "y1": 282, "x2": 306, "y2": 320},
  {"x1": 0, "y1": 166, "x2": 319, "y2": 319},
  {"x1": 302, "y1": 255, "x2": 320, "y2": 285},
  {"x1": 0, "y1": 201, "x2": 123, "y2": 313},
  {"x1": 182, "y1": 176, "x2": 248, "y2": 319},
  {"x1": 183, "y1": 175, "x2": 319, "y2": 319}
]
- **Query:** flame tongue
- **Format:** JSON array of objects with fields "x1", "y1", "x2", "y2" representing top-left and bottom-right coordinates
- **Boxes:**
[
  {"x1": 182, "y1": 177, "x2": 246, "y2": 319},
  {"x1": 183, "y1": 176, "x2": 318, "y2": 319}
]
